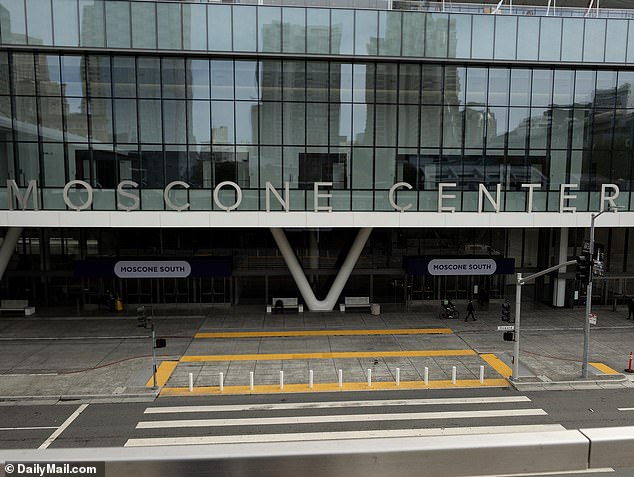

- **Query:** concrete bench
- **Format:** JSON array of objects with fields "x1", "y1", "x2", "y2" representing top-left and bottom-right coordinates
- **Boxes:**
[
  {"x1": 0, "y1": 299, "x2": 35, "y2": 316},
  {"x1": 339, "y1": 296, "x2": 371, "y2": 312},
  {"x1": 267, "y1": 297, "x2": 304, "y2": 313}
]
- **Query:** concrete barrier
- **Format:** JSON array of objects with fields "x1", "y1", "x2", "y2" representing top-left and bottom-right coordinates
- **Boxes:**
[{"x1": 581, "y1": 425, "x2": 634, "y2": 469}]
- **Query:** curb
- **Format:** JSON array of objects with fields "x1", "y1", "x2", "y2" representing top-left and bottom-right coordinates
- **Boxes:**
[
  {"x1": 508, "y1": 373, "x2": 628, "y2": 391},
  {"x1": 0, "y1": 391, "x2": 159, "y2": 403}
]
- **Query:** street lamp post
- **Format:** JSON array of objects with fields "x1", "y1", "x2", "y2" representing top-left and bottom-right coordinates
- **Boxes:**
[{"x1": 581, "y1": 207, "x2": 619, "y2": 378}]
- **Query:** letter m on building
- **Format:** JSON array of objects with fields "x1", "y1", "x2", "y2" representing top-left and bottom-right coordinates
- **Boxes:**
[{"x1": 7, "y1": 180, "x2": 39, "y2": 210}]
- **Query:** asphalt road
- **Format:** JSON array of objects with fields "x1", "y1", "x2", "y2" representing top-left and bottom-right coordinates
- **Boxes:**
[{"x1": 2, "y1": 387, "x2": 634, "y2": 476}]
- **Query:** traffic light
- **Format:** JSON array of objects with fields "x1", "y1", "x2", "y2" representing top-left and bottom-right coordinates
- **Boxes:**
[
  {"x1": 503, "y1": 331, "x2": 515, "y2": 341},
  {"x1": 501, "y1": 302, "x2": 511, "y2": 322},
  {"x1": 576, "y1": 253, "x2": 592, "y2": 285},
  {"x1": 136, "y1": 305, "x2": 147, "y2": 328}
]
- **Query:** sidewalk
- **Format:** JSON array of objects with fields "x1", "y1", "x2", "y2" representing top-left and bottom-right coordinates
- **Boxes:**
[{"x1": 0, "y1": 301, "x2": 632, "y2": 401}]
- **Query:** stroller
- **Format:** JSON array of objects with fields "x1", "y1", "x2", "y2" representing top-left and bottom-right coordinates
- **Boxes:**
[{"x1": 439, "y1": 299, "x2": 459, "y2": 319}]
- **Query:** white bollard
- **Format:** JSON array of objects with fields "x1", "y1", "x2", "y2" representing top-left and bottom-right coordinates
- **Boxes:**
[
  {"x1": 309, "y1": 369, "x2": 314, "y2": 390},
  {"x1": 452, "y1": 366, "x2": 457, "y2": 385},
  {"x1": 188, "y1": 372, "x2": 193, "y2": 392},
  {"x1": 367, "y1": 368, "x2": 372, "y2": 387},
  {"x1": 338, "y1": 369, "x2": 343, "y2": 389},
  {"x1": 250, "y1": 371, "x2": 254, "y2": 391},
  {"x1": 396, "y1": 367, "x2": 400, "y2": 386},
  {"x1": 280, "y1": 370, "x2": 284, "y2": 390},
  {"x1": 219, "y1": 372, "x2": 224, "y2": 392},
  {"x1": 479, "y1": 365, "x2": 485, "y2": 384},
  {"x1": 424, "y1": 367, "x2": 429, "y2": 385}
]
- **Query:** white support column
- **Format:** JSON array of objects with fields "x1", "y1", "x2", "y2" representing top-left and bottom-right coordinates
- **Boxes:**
[
  {"x1": 270, "y1": 228, "x2": 372, "y2": 311},
  {"x1": 0, "y1": 227, "x2": 22, "y2": 281},
  {"x1": 553, "y1": 228, "x2": 568, "y2": 308}
]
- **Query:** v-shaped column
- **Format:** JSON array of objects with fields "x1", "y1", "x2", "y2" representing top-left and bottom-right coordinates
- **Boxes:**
[{"x1": 270, "y1": 227, "x2": 372, "y2": 311}]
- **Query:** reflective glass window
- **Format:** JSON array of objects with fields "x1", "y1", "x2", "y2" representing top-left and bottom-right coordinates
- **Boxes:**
[
  {"x1": 282, "y1": 7, "x2": 305, "y2": 54},
  {"x1": 605, "y1": 20, "x2": 627, "y2": 63},
  {"x1": 105, "y1": 1, "x2": 130, "y2": 49},
  {"x1": 52, "y1": 0, "x2": 79, "y2": 46},
  {"x1": 112, "y1": 57, "x2": 136, "y2": 98},
  {"x1": 208, "y1": 5, "x2": 231, "y2": 51},
  {"x1": 421, "y1": 105, "x2": 442, "y2": 148},
  {"x1": 352, "y1": 64, "x2": 373, "y2": 103},
  {"x1": 539, "y1": 18, "x2": 561, "y2": 62},
  {"x1": 508, "y1": 107, "x2": 528, "y2": 149},
  {"x1": 306, "y1": 8, "x2": 329, "y2": 55},
  {"x1": 425, "y1": 14, "x2": 448, "y2": 58},
  {"x1": 211, "y1": 101, "x2": 234, "y2": 144},
  {"x1": 158, "y1": 2, "x2": 182, "y2": 50},
  {"x1": 442, "y1": 106, "x2": 462, "y2": 148},
  {"x1": 553, "y1": 70, "x2": 574, "y2": 106},
  {"x1": 399, "y1": 64, "x2": 420, "y2": 104},
  {"x1": 398, "y1": 105, "x2": 418, "y2": 148},
  {"x1": 163, "y1": 100, "x2": 186, "y2": 144},
  {"x1": 617, "y1": 71, "x2": 634, "y2": 108},
  {"x1": 87, "y1": 56, "x2": 111, "y2": 98},
  {"x1": 471, "y1": 15, "x2": 494, "y2": 60},
  {"x1": 188, "y1": 100, "x2": 210, "y2": 144},
  {"x1": 39, "y1": 97, "x2": 63, "y2": 141},
  {"x1": 284, "y1": 61, "x2": 306, "y2": 102},
  {"x1": 16, "y1": 143, "x2": 39, "y2": 184},
  {"x1": 355, "y1": 10, "x2": 378, "y2": 56},
  {"x1": 402, "y1": 12, "x2": 425, "y2": 57},
  {"x1": 422, "y1": 65, "x2": 443, "y2": 105},
  {"x1": 574, "y1": 71, "x2": 596, "y2": 105},
  {"x1": 307, "y1": 62, "x2": 329, "y2": 102},
  {"x1": 488, "y1": 68, "x2": 509, "y2": 106},
  {"x1": 331, "y1": 9, "x2": 353, "y2": 55},
  {"x1": 234, "y1": 61, "x2": 258, "y2": 101},
  {"x1": 561, "y1": 18, "x2": 583, "y2": 62},
  {"x1": 628, "y1": 21, "x2": 634, "y2": 64},
  {"x1": 572, "y1": 108, "x2": 589, "y2": 148},
  {"x1": 259, "y1": 146, "x2": 281, "y2": 188},
  {"x1": 183, "y1": 4, "x2": 207, "y2": 51},
  {"x1": 550, "y1": 107, "x2": 571, "y2": 149},
  {"x1": 13, "y1": 53, "x2": 35, "y2": 95},
  {"x1": 307, "y1": 103, "x2": 328, "y2": 145},
  {"x1": 162, "y1": 58, "x2": 186, "y2": 99},
  {"x1": 260, "y1": 60, "x2": 282, "y2": 101},
  {"x1": 529, "y1": 108, "x2": 550, "y2": 149},
  {"x1": 444, "y1": 66, "x2": 464, "y2": 106},
  {"x1": 61, "y1": 56, "x2": 84, "y2": 98},
  {"x1": 36, "y1": 55, "x2": 62, "y2": 96},
  {"x1": 329, "y1": 62, "x2": 350, "y2": 103},
  {"x1": 531, "y1": 70, "x2": 553, "y2": 108},
  {"x1": 331, "y1": 103, "x2": 351, "y2": 146},
  {"x1": 375, "y1": 64, "x2": 397, "y2": 104},
  {"x1": 584, "y1": 19, "x2": 606, "y2": 62},
  {"x1": 465, "y1": 110, "x2": 484, "y2": 148},
  {"x1": 375, "y1": 104, "x2": 397, "y2": 147},
  {"x1": 378, "y1": 11, "x2": 401, "y2": 56},
  {"x1": 138, "y1": 58, "x2": 161, "y2": 98},
  {"x1": 258, "y1": 7, "x2": 281, "y2": 53},
  {"x1": 41, "y1": 143, "x2": 65, "y2": 186},
  {"x1": 449, "y1": 14, "x2": 471, "y2": 59},
  {"x1": 164, "y1": 146, "x2": 187, "y2": 184},
  {"x1": 88, "y1": 97, "x2": 113, "y2": 143},
  {"x1": 284, "y1": 103, "x2": 305, "y2": 145},
  {"x1": 466, "y1": 68, "x2": 487, "y2": 106},
  {"x1": 516, "y1": 17, "x2": 539, "y2": 61},
  {"x1": 510, "y1": 69, "x2": 531, "y2": 107},
  {"x1": 352, "y1": 148, "x2": 373, "y2": 189},
  {"x1": 211, "y1": 60, "x2": 235, "y2": 100},
  {"x1": 374, "y1": 148, "x2": 395, "y2": 189},
  {"x1": 79, "y1": 0, "x2": 105, "y2": 47},
  {"x1": 486, "y1": 107, "x2": 507, "y2": 149},
  {"x1": 235, "y1": 101, "x2": 258, "y2": 145},
  {"x1": 26, "y1": 0, "x2": 53, "y2": 45},
  {"x1": 494, "y1": 16, "x2": 516, "y2": 60},
  {"x1": 0, "y1": 52, "x2": 9, "y2": 94},
  {"x1": 140, "y1": 146, "x2": 163, "y2": 188},
  {"x1": 0, "y1": 0, "x2": 26, "y2": 44},
  {"x1": 233, "y1": 6, "x2": 256, "y2": 51},
  {"x1": 352, "y1": 104, "x2": 373, "y2": 146},
  {"x1": 187, "y1": 59, "x2": 210, "y2": 100},
  {"x1": 138, "y1": 99, "x2": 162, "y2": 143},
  {"x1": 114, "y1": 99, "x2": 137, "y2": 143},
  {"x1": 131, "y1": 2, "x2": 156, "y2": 49}
]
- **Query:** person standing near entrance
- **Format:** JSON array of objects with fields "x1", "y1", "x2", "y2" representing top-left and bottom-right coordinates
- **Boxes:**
[{"x1": 465, "y1": 300, "x2": 476, "y2": 322}]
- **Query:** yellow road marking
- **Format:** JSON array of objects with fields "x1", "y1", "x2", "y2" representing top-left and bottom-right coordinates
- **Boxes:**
[
  {"x1": 181, "y1": 350, "x2": 476, "y2": 362},
  {"x1": 195, "y1": 328, "x2": 453, "y2": 339},
  {"x1": 160, "y1": 378, "x2": 509, "y2": 396},
  {"x1": 590, "y1": 362, "x2": 620, "y2": 375},
  {"x1": 480, "y1": 354, "x2": 512, "y2": 379},
  {"x1": 146, "y1": 361, "x2": 178, "y2": 387}
]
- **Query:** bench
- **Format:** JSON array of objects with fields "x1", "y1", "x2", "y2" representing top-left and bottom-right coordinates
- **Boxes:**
[
  {"x1": 266, "y1": 297, "x2": 304, "y2": 313},
  {"x1": 339, "y1": 296, "x2": 371, "y2": 312},
  {"x1": 0, "y1": 299, "x2": 35, "y2": 316}
]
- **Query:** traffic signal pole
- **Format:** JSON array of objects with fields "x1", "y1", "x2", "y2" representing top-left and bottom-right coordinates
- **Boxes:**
[{"x1": 512, "y1": 260, "x2": 576, "y2": 381}]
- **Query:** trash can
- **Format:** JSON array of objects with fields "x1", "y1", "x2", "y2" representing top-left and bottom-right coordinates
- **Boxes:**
[{"x1": 371, "y1": 303, "x2": 381, "y2": 315}]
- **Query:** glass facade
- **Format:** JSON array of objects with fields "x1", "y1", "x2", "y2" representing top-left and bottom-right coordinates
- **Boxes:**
[{"x1": 1, "y1": 51, "x2": 633, "y2": 212}]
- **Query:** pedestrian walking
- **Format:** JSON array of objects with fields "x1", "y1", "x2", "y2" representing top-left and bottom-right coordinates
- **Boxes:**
[
  {"x1": 465, "y1": 300, "x2": 476, "y2": 322},
  {"x1": 628, "y1": 297, "x2": 634, "y2": 320}
]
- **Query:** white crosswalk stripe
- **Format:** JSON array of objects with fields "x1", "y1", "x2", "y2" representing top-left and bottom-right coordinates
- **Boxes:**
[{"x1": 126, "y1": 394, "x2": 554, "y2": 448}]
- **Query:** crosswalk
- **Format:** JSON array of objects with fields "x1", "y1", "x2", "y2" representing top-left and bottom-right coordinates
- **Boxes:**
[{"x1": 125, "y1": 394, "x2": 562, "y2": 447}]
